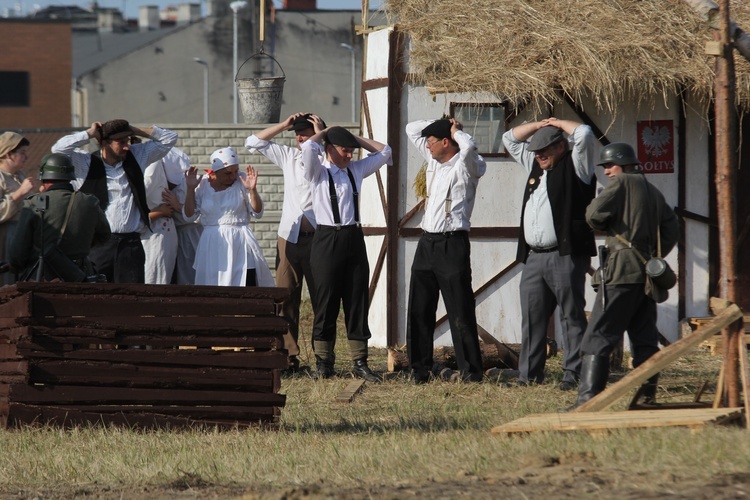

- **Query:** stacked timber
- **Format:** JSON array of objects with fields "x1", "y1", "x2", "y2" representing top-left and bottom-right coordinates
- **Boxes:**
[{"x1": 0, "y1": 282, "x2": 288, "y2": 430}]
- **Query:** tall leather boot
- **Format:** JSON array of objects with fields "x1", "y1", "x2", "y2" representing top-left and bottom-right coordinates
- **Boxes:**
[
  {"x1": 349, "y1": 340, "x2": 380, "y2": 383},
  {"x1": 312, "y1": 340, "x2": 335, "y2": 379},
  {"x1": 567, "y1": 354, "x2": 609, "y2": 411},
  {"x1": 639, "y1": 373, "x2": 659, "y2": 404}
]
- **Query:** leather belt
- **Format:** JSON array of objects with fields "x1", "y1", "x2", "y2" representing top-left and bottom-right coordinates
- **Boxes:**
[
  {"x1": 299, "y1": 231, "x2": 316, "y2": 237},
  {"x1": 530, "y1": 246, "x2": 558, "y2": 253},
  {"x1": 317, "y1": 224, "x2": 360, "y2": 231},
  {"x1": 111, "y1": 232, "x2": 141, "y2": 241},
  {"x1": 423, "y1": 230, "x2": 467, "y2": 238}
]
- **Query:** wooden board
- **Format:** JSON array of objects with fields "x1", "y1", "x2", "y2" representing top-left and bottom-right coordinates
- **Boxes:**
[
  {"x1": 491, "y1": 408, "x2": 744, "y2": 434},
  {"x1": 30, "y1": 294, "x2": 278, "y2": 318},
  {"x1": 700, "y1": 334, "x2": 750, "y2": 356},
  {"x1": 574, "y1": 304, "x2": 744, "y2": 413},
  {"x1": 336, "y1": 380, "x2": 366, "y2": 403}
]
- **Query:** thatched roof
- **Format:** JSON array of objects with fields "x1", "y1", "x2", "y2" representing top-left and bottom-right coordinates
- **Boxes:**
[{"x1": 385, "y1": 0, "x2": 750, "y2": 112}]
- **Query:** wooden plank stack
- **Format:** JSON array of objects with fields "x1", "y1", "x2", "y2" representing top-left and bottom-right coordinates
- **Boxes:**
[{"x1": 0, "y1": 282, "x2": 289, "y2": 430}]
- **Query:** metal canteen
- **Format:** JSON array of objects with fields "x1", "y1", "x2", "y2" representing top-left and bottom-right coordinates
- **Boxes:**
[{"x1": 645, "y1": 257, "x2": 677, "y2": 289}]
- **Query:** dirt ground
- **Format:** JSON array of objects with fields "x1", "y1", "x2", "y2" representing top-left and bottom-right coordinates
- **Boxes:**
[{"x1": 6, "y1": 454, "x2": 750, "y2": 499}]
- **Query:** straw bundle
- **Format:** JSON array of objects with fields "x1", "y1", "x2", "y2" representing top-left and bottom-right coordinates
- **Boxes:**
[{"x1": 386, "y1": 0, "x2": 750, "y2": 111}]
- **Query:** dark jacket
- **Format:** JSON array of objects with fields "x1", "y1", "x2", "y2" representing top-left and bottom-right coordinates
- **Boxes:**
[
  {"x1": 586, "y1": 171, "x2": 679, "y2": 284},
  {"x1": 9, "y1": 183, "x2": 111, "y2": 277}
]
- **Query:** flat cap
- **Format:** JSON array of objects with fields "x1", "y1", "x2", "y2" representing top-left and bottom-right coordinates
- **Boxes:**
[
  {"x1": 528, "y1": 126, "x2": 564, "y2": 152},
  {"x1": 420, "y1": 119, "x2": 452, "y2": 140},
  {"x1": 292, "y1": 114, "x2": 326, "y2": 133},
  {"x1": 325, "y1": 127, "x2": 359, "y2": 148},
  {"x1": 101, "y1": 119, "x2": 131, "y2": 140},
  {"x1": 0, "y1": 132, "x2": 25, "y2": 157}
]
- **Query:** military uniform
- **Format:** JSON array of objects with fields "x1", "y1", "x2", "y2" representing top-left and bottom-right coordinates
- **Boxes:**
[{"x1": 10, "y1": 184, "x2": 111, "y2": 280}]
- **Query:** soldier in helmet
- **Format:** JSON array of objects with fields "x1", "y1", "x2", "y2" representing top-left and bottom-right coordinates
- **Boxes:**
[
  {"x1": 9, "y1": 154, "x2": 111, "y2": 281},
  {"x1": 567, "y1": 142, "x2": 679, "y2": 410}
]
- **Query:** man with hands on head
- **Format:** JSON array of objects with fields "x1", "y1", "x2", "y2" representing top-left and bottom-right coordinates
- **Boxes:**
[
  {"x1": 52, "y1": 119, "x2": 177, "y2": 283},
  {"x1": 301, "y1": 120, "x2": 392, "y2": 382},
  {"x1": 502, "y1": 117, "x2": 597, "y2": 390},
  {"x1": 245, "y1": 112, "x2": 326, "y2": 373},
  {"x1": 405, "y1": 117, "x2": 486, "y2": 383}
]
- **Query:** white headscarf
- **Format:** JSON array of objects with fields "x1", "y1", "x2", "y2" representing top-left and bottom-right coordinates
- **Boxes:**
[{"x1": 209, "y1": 147, "x2": 238, "y2": 171}]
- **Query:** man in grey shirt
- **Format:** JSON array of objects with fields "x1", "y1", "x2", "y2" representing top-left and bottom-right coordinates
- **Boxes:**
[{"x1": 502, "y1": 117, "x2": 597, "y2": 390}]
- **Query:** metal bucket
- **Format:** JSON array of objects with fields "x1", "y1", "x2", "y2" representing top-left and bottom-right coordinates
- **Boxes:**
[{"x1": 235, "y1": 52, "x2": 285, "y2": 124}]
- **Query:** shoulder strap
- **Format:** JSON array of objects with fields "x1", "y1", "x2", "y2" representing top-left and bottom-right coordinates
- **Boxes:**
[
  {"x1": 326, "y1": 168, "x2": 359, "y2": 225},
  {"x1": 346, "y1": 168, "x2": 359, "y2": 224},
  {"x1": 57, "y1": 192, "x2": 77, "y2": 246}
]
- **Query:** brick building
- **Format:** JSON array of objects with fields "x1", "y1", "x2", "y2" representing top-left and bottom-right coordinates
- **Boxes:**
[{"x1": 0, "y1": 19, "x2": 72, "y2": 129}]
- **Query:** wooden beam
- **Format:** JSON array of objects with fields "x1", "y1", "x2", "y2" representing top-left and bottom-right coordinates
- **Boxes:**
[
  {"x1": 677, "y1": 87, "x2": 687, "y2": 322},
  {"x1": 477, "y1": 324, "x2": 519, "y2": 369},
  {"x1": 385, "y1": 27, "x2": 406, "y2": 347},
  {"x1": 336, "y1": 379, "x2": 366, "y2": 403},
  {"x1": 573, "y1": 303, "x2": 743, "y2": 412},
  {"x1": 492, "y1": 408, "x2": 743, "y2": 435},
  {"x1": 739, "y1": 330, "x2": 750, "y2": 428}
]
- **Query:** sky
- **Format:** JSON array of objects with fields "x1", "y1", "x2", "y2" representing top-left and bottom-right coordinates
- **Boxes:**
[{"x1": 2, "y1": 0, "x2": 382, "y2": 20}]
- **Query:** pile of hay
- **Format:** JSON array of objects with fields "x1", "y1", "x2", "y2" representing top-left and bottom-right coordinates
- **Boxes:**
[{"x1": 385, "y1": 0, "x2": 750, "y2": 111}]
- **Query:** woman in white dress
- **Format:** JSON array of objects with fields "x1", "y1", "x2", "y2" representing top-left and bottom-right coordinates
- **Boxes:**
[{"x1": 184, "y1": 146, "x2": 273, "y2": 287}]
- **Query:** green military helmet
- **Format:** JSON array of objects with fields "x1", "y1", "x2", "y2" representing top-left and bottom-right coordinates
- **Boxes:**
[
  {"x1": 39, "y1": 153, "x2": 75, "y2": 181},
  {"x1": 597, "y1": 142, "x2": 640, "y2": 167}
]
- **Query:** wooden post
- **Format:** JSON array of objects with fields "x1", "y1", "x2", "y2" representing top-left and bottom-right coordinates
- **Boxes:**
[{"x1": 714, "y1": 0, "x2": 741, "y2": 408}]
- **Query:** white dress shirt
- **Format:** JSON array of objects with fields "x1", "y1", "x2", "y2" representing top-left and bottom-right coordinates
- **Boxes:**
[
  {"x1": 245, "y1": 135, "x2": 317, "y2": 244},
  {"x1": 406, "y1": 120, "x2": 487, "y2": 233},
  {"x1": 51, "y1": 126, "x2": 178, "y2": 234},
  {"x1": 301, "y1": 140, "x2": 392, "y2": 226},
  {"x1": 502, "y1": 125, "x2": 595, "y2": 249}
]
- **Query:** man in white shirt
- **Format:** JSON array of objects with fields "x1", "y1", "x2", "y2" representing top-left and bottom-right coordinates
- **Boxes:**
[
  {"x1": 301, "y1": 124, "x2": 391, "y2": 382},
  {"x1": 405, "y1": 118, "x2": 486, "y2": 383},
  {"x1": 502, "y1": 118, "x2": 596, "y2": 390},
  {"x1": 245, "y1": 113, "x2": 324, "y2": 373},
  {"x1": 52, "y1": 119, "x2": 178, "y2": 283}
]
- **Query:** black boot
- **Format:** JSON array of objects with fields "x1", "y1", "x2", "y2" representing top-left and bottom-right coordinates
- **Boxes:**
[
  {"x1": 639, "y1": 373, "x2": 659, "y2": 404},
  {"x1": 566, "y1": 354, "x2": 609, "y2": 411},
  {"x1": 312, "y1": 341, "x2": 335, "y2": 380},
  {"x1": 352, "y1": 359, "x2": 381, "y2": 383}
]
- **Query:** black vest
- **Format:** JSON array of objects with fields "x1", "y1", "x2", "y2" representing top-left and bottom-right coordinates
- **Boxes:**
[
  {"x1": 81, "y1": 152, "x2": 151, "y2": 230},
  {"x1": 516, "y1": 151, "x2": 596, "y2": 263}
]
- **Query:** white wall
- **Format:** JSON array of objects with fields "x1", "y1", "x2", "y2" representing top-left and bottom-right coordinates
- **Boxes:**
[{"x1": 362, "y1": 30, "x2": 712, "y2": 348}]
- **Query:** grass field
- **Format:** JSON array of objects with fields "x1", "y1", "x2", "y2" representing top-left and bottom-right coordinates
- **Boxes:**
[{"x1": 1, "y1": 301, "x2": 749, "y2": 498}]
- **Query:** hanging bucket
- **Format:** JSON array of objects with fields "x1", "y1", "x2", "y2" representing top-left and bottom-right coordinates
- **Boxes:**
[{"x1": 235, "y1": 51, "x2": 285, "y2": 124}]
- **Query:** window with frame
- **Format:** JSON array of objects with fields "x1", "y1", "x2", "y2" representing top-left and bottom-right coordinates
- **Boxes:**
[
  {"x1": 0, "y1": 72, "x2": 30, "y2": 107},
  {"x1": 449, "y1": 102, "x2": 508, "y2": 157}
]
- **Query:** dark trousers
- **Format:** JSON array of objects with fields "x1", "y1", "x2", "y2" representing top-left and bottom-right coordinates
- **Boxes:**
[
  {"x1": 309, "y1": 225, "x2": 371, "y2": 345},
  {"x1": 407, "y1": 231, "x2": 483, "y2": 377},
  {"x1": 89, "y1": 232, "x2": 145, "y2": 284},
  {"x1": 581, "y1": 283, "x2": 660, "y2": 367},
  {"x1": 276, "y1": 234, "x2": 315, "y2": 357},
  {"x1": 519, "y1": 251, "x2": 590, "y2": 384}
]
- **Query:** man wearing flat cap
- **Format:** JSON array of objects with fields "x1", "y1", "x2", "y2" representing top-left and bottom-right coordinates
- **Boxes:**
[
  {"x1": 52, "y1": 120, "x2": 177, "y2": 283},
  {"x1": 0, "y1": 132, "x2": 42, "y2": 284},
  {"x1": 246, "y1": 113, "x2": 326, "y2": 373},
  {"x1": 502, "y1": 117, "x2": 596, "y2": 390},
  {"x1": 301, "y1": 122, "x2": 392, "y2": 382},
  {"x1": 405, "y1": 118, "x2": 486, "y2": 383}
]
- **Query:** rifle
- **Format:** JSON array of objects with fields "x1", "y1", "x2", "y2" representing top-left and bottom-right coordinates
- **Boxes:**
[{"x1": 597, "y1": 245, "x2": 609, "y2": 309}]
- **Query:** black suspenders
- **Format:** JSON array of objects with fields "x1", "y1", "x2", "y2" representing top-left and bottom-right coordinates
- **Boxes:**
[{"x1": 327, "y1": 168, "x2": 359, "y2": 228}]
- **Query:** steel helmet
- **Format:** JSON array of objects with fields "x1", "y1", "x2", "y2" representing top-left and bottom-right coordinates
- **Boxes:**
[
  {"x1": 597, "y1": 142, "x2": 640, "y2": 167},
  {"x1": 39, "y1": 153, "x2": 75, "y2": 181}
]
